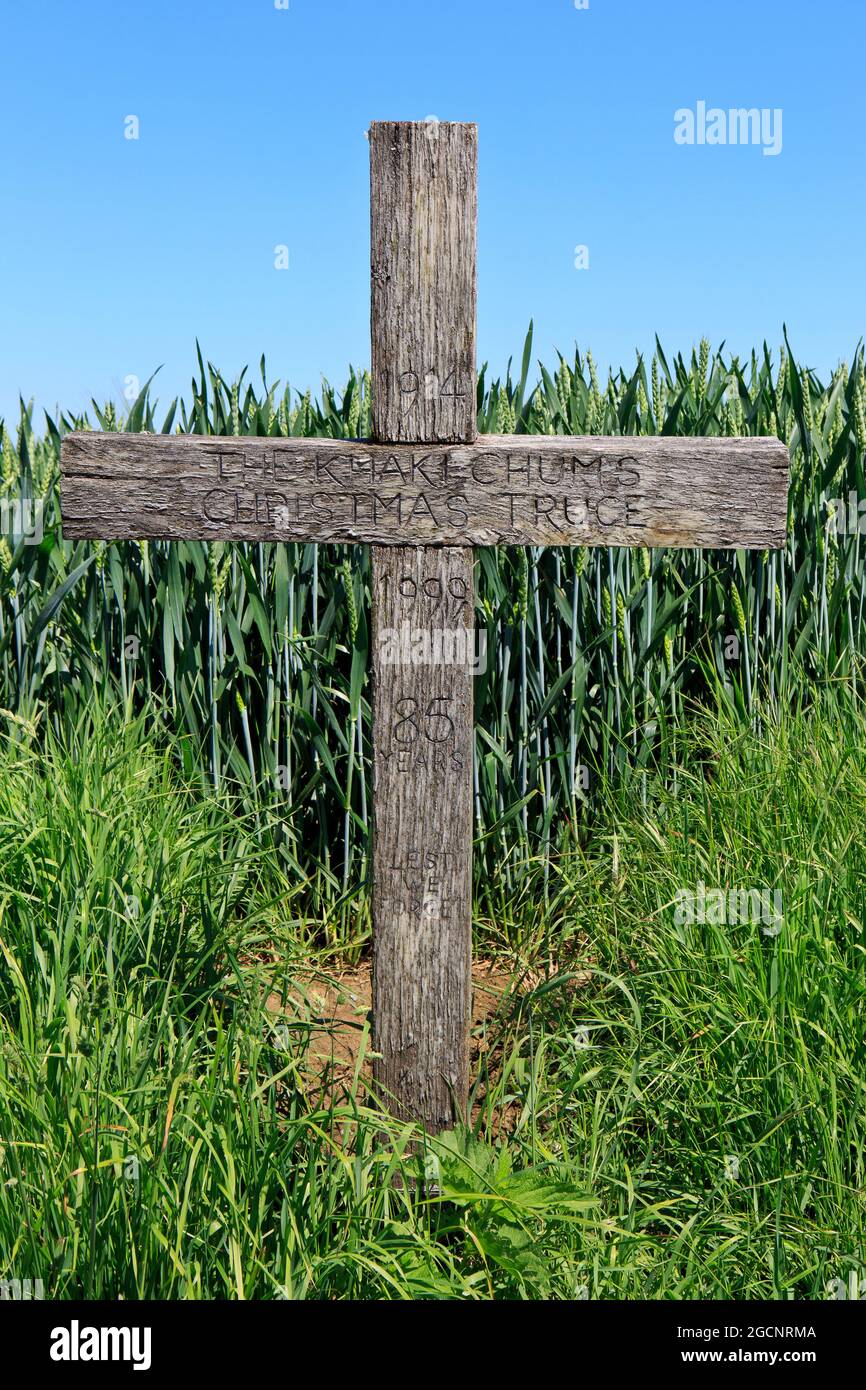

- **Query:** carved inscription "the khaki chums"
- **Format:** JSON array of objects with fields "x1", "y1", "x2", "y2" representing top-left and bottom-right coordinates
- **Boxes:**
[
  {"x1": 60, "y1": 432, "x2": 789, "y2": 548},
  {"x1": 201, "y1": 445, "x2": 643, "y2": 533},
  {"x1": 204, "y1": 442, "x2": 641, "y2": 487}
]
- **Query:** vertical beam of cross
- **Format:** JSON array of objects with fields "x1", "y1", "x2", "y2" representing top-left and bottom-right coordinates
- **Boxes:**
[{"x1": 369, "y1": 120, "x2": 478, "y2": 1132}]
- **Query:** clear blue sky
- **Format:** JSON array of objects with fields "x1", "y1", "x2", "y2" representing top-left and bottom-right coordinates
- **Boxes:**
[{"x1": 1, "y1": 0, "x2": 863, "y2": 426}]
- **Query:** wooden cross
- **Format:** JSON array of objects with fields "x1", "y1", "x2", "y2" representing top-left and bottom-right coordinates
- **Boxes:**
[{"x1": 60, "y1": 122, "x2": 789, "y2": 1134}]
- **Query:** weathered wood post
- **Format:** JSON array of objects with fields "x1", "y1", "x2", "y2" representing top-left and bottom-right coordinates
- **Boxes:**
[{"x1": 369, "y1": 121, "x2": 477, "y2": 1131}]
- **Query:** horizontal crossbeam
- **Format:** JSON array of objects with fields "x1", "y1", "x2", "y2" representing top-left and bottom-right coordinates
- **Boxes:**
[{"x1": 61, "y1": 432, "x2": 789, "y2": 548}]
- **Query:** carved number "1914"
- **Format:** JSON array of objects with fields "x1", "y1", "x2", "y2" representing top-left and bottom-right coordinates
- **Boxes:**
[{"x1": 399, "y1": 368, "x2": 464, "y2": 415}]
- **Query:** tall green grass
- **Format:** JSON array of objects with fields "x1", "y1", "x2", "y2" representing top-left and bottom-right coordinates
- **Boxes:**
[
  {"x1": 0, "y1": 692, "x2": 863, "y2": 1298},
  {"x1": 1, "y1": 330, "x2": 864, "y2": 938}
]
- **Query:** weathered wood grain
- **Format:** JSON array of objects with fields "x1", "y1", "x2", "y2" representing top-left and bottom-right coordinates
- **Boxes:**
[
  {"x1": 369, "y1": 119, "x2": 476, "y2": 1133},
  {"x1": 370, "y1": 545, "x2": 474, "y2": 1131},
  {"x1": 60, "y1": 432, "x2": 790, "y2": 549},
  {"x1": 370, "y1": 121, "x2": 477, "y2": 444}
]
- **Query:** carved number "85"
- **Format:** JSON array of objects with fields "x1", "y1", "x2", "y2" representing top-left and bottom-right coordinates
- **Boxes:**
[{"x1": 393, "y1": 697, "x2": 454, "y2": 745}]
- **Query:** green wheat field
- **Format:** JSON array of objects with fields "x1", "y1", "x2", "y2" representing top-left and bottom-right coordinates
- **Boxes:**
[{"x1": 1, "y1": 327, "x2": 864, "y2": 1299}]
